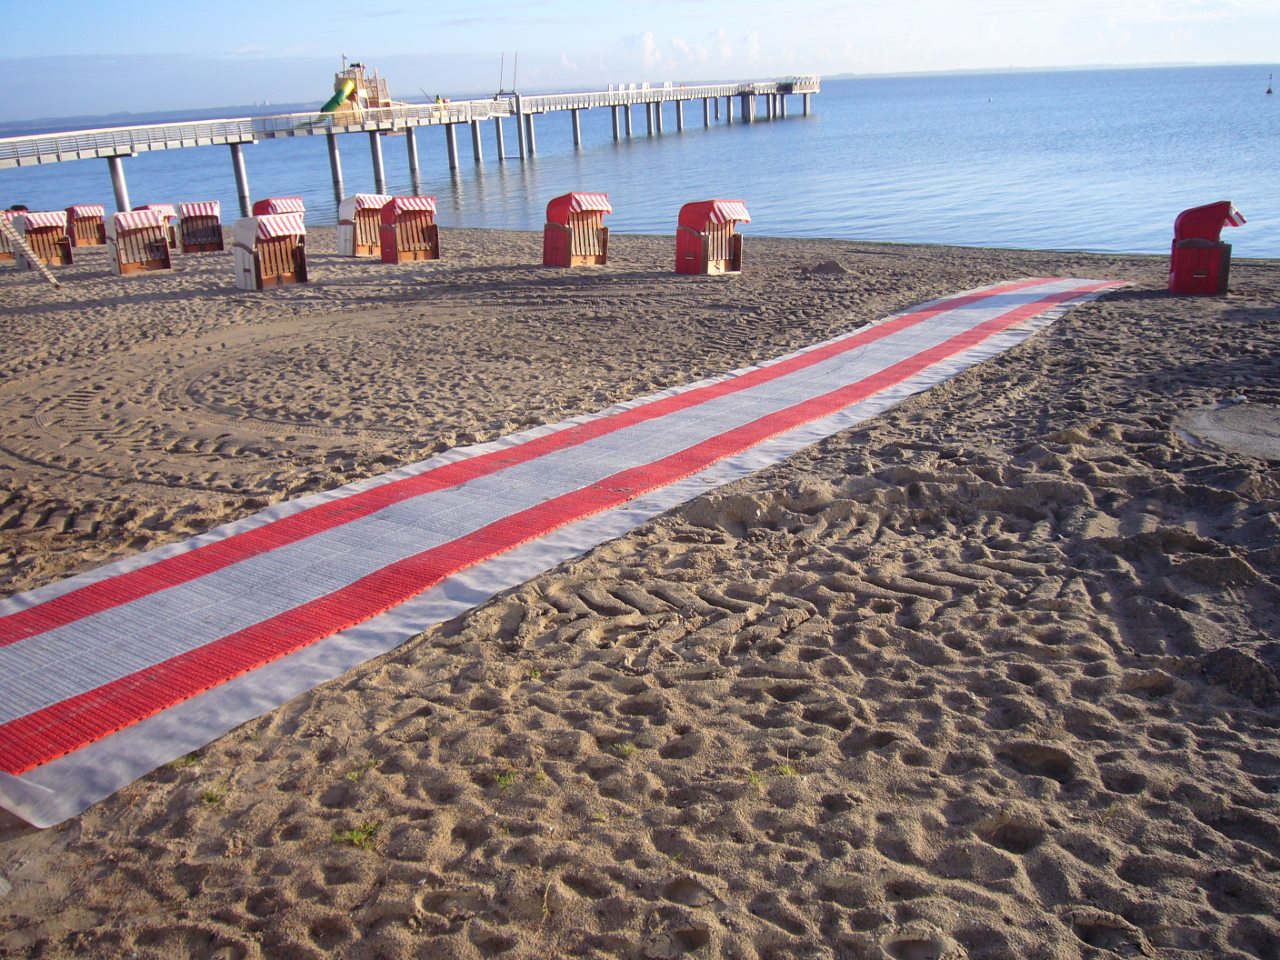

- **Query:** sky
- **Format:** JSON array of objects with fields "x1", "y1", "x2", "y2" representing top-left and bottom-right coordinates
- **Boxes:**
[{"x1": 3, "y1": 0, "x2": 1277, "y2": 121}]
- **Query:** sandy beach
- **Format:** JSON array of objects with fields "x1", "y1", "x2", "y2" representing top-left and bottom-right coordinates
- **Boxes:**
[{"x1": 0, "y1": 228, "x2": 1277, "y2": 959}]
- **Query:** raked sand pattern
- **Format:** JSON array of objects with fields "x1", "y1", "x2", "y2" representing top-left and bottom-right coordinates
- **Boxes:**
[{"x1": 0, "y1": 229, "x2": 1278, "y2": 959}]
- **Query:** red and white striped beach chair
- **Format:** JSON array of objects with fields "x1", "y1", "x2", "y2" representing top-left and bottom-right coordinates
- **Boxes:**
[
  {"x1": 178, "y1": 201, "x2": 225, "y2": 254},
  {"x1": 676, "y1": 200, "x2": 750, "y2": 275},
  {"x1": 337, "y1": 194, "x2": 392, "y2": 257},
  {"x1": 379, "y1": 196, "x2": 440, "y2": 263},
  {"x1": 542, "y1": 192, "x2": 611, "y2": 267},
  {"x1": 65, "y1": 204, "x2": 107, "y2": 247},
  {"x1": 13, "y1": 212, "x2": 73, "y2": 269},
  {"x1": 134, "y1": 204, "x2": 179, "y2": 250},
  {"x1": 232, "y1": 213, "x2": 308, "y2": 289},
  {"x1": 107, "y1": 210, "x2": 173, "y2": 275}
]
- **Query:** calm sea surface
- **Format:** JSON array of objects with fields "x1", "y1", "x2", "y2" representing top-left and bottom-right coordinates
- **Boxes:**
[{"x1": 3, "y1": 66, "x2": 1277, "y2": 256}]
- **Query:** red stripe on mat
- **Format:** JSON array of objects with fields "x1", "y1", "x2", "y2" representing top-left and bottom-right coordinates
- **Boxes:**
[
  {"x1": 0, "y1": 281, "x2": 1116, "y2": 774},
  {"x1": 0, "y1": 279, "x2": 1053, "y2": 645}
]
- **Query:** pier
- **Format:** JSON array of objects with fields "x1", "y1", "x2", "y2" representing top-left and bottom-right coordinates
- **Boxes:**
[{"x1": 0, "y1": 78, "x2": 819, "y2": 217}]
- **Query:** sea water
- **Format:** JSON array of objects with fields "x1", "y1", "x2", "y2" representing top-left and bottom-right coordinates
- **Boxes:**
[{"x1": 2, "y1": 65, "x2": 1276, "y2": 256}]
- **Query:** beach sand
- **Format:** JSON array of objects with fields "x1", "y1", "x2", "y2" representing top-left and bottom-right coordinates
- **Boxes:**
[{"x1": 0, "y1": 229, "x2": 1277, "y2": 959}]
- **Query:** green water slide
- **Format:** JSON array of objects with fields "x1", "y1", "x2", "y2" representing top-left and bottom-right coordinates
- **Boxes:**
[{"x1": 321, "y1": 78, "x2": 357, "y2": 113}]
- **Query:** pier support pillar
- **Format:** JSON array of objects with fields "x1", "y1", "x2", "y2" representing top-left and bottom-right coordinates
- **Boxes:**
[
  {"x1": 656, "y1": 101, "x2": 664, "y2": 133},
  {"x1": 703, "y1": 98, "x2": 710, "y2": 128},
  {"x1": 611, "y1": 105, "x2": 620, "y2": 141},
  {"x1": 326, "y1": 132, "x2": 344, "y2": 200},
  {"x1": 646, "y1": 102, "x2": 654, "y2": 136},
  {"x1": 715, "y1": 97, "x2": 721, "y2": 121},
  {"x1": 780, "y1": 95, "x2": 788, "y2": 118},
  {"x1": 741, "y1": 94, "x2": 754, "y2": 124},
  {"x1": 676, "y1": 100, "x2": 684, "y2": 131},
  {"x1": 803, "y1": 93, "x2": 811, "y2": 116},
  {"x1": 571, "y1": 108, "x2": 582, "y2": 149},
  {"x1": 725, "y1": 96, "x2": 733, "y2": 124},
  {"x1": 229, "y1": 142, "x2": 250, "y2": 218},
  {"x1": 515, "y1": 95, "x2": 527, "y2": 160},
  {"x1": 525, "y1": 113, "x2": 537, "y2": 155},
  {"x1": 493, "y1": 116, "x2": 506, "y2": 161},
  {"x1": 107, "y1": 155, "x2": 130, "y2": 213},
  {"x1": 470, "y1": 120, "x2": 484, "y2": 163},
  {"x1": 624, "y1": 105, "x2": 634, "y2": 137},
  {"x1": 369, "y1": 132, "x2": 387, "y2": 194},
  {"x1": 405, "y1": 127, "x2": 420, "y2": 182},
  {"x1": 444, "y1": 123, "x2": 459, "y2": 171}
]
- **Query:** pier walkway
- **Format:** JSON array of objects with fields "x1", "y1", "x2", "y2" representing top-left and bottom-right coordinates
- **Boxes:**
[{"x1": 0, "y1": 77, "x2": 819, "y2": 216}]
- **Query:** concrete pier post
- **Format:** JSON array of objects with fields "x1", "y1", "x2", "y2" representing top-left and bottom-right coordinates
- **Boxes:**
[
  {"x1": 676, "y1": 100, "x2": 684, "y2": 131},
  {"x1": 493, "y1": 116, "x2": 506, "y2": 160},
  {"x1": 525, "y1": 113, "x2": 537, "y2": 155},
  {"x1": 229, "y1": 142, "x2": 250, "y2": 217},
  {"x1": 780, "y1": 95, "x2": 788, "y2": 118},
  {"x1": 514, "y1": 95, "x2": 527, "y2": 160},
  {"x1": 405, "y1": 127, "x2": 420, "y2": 181},
  {"x1": 725, "y1": 96, "x2": 733, "y2": 124},
  {"x1": 715, "y1": 97, "x2": 721, "y2": 121},
  {"x1": 326, "y1": 132, "x2": 344, "y2": 199},
  {"x1": 624, "y1": 105, "x2": 634, "y2": 137},
  {"x1": 656, "y1": 101, "x2": 664, "y2": 133},
  {"x1": 611, "y1": 105, "x2": 620, "y2": 141},
  {"x1": 742, "y1": 94, "x2": 754, "y2": 124},
  {"x1": 368, "y1": 132, "x2": 387, "y2": 194},
  {"x1": 444, "y1": 124, "x2": 459, "y2": 171},
  {"x1": 470, "y1": 119, "x2": 484, "y2": 163},
  {"x1": 803, "y1": 93, "x2": 811, "y2": 116},
  {"x1": 646, "y1": 102, "x2": 655, "y2": 136},
  {"x1": 703, "y1": 98, "x2": 711, "y2": 128},
  {"x1": 571, "y1": 108, "x2": 582, "y2": 148},
  {"x1": 107, "y1": 155, "x2": 130, "y2": 213}
]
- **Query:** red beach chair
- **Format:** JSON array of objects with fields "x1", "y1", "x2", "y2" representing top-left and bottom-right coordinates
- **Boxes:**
[
  {"x1": 543, "y1": 192, "x2": 611, "y2": 267},
  {"x1": 379, "y1": 196, "x2": 440, "y2": 263},
  {"x1": 675, "y1": 200, "x2": 750, "y2": 275},
  {"x1": 1169, "y1": 201, "x2": 1246, "y2": 296}
]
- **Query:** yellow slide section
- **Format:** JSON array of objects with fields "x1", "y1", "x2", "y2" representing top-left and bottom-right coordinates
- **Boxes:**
[{"x1": 320, "y1": 78, "x2": 356, "y2": 113}]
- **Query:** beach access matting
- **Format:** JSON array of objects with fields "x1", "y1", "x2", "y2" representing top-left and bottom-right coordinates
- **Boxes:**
[{"x1": 0, "y1": 278, "x2": 1121, "y2": 826}]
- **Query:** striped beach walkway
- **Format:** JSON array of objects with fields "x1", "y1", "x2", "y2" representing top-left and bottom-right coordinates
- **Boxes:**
[{"x1": 0, "y1": 277, "x2": 1119, "y2": 826}]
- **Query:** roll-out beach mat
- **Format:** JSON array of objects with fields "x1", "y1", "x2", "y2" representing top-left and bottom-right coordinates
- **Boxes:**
[{"x1": 0, "y1": 277, "x2": 1121, "y2": 826}]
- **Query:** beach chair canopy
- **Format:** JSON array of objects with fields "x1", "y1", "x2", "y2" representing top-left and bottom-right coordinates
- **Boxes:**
[
  {"x1": 108, "y1": 210, "x2": 167, "y2": 237},
  {"x1": 338, "y1": 194, "x2": 392, "y2": 220},
  {"x1": 135, "y1": 203, "x2": 177, "y2": 220},
  {"x1": 231, "y1": 214, "x2": 306, "y2": 247},
  {"x1": 678, "y1": 200, "x2": 750, "y2": 232},
  {"x1": 545, "y1": 192, "x2": 612, "y2": 225},
  {"x1": 17, "y1": 211, "x2": 67, "y2": 230},
  {"x1": 179, "y1": 201, "x2": 221, "y2": 218},
  {"x1": 67, "y1": 204, "x2": 105, "y2": 218},
  {"x1": 252, "y1": 197, "x2": 306, "y2": 216},
  {"x1": 1173, "y1": 201, "x2": 1246, "y2": 244}
]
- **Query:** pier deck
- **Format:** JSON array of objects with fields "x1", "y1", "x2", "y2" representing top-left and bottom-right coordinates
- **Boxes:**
[{"x1": 0, "y1": 77, "x2": 819, "y2": 213}]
